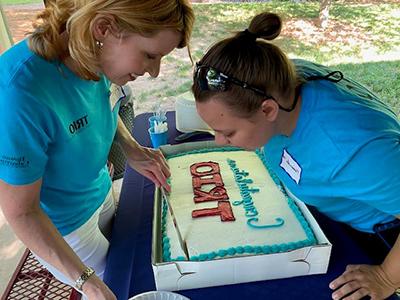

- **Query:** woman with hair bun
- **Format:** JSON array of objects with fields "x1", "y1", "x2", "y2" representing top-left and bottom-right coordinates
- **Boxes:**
[
  {"x1": 193, "y1": 12, "x2": 400, "y2": 300},
  {"x1": 0, "y1": 0, "x2": 194, "y2": 299}
]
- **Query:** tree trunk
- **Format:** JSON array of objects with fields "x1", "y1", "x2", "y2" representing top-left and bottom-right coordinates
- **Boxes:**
[
  {"x1": 319, "y1": 0, "x2": 332, "y2": 29},
  {"x1": 0, "y1": 5, "x2": 13, "y2": 54}
]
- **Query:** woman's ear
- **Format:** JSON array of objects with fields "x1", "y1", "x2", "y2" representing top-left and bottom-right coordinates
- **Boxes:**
[
  {"x1": 260, "y1": 99, "x2": 279, "y2": 122},
  {"x1": 92, "y1": 15, "x2": 119, "y2": 42}
]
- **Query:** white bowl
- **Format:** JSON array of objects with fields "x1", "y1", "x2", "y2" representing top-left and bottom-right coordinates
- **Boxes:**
[{"x1": 128, "y1": 291, "x2": 190, "y2": 300}]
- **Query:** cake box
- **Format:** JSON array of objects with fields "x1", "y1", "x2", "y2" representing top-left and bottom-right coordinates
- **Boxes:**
[{"x1": 151, "y1": 141, "x2": 332, "y2": 291}]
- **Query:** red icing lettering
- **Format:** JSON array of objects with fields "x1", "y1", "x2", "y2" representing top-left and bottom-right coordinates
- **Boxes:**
[
  {"x1": 191, "y1": 162, "x2": 224, "y2": 189},
  {"x1": 190, "y1": 161, "x2": 235, "y2": 221},
  {"x1": 190, "y1": 162, "x2": 220, "y2": 176},
  {"x1": 193, "y1": 186, "x2": 229, "y2": 203},
  {"x1": 192, "y1": 173, "x2": 224, "y2": 188},
  {"x1": 192, "y1": 201, "x2": 235, "y2": 222}
]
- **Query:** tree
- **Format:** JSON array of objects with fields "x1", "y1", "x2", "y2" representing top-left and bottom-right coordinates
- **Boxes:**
[
  {"x1": 0, "y1": 5, "x2": 13, "y2": 54},
  {"x1": 319, "y1": 0, "x2": 332, "y2": 29}
]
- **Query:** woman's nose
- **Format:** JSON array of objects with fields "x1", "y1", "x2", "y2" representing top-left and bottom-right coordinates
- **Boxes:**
[
  {"x1": 214, "y1": 133, "x2": 229, "y2": 146},
  {"x1": 148, "y1": 59, "x2": 161, "y2": 78}
]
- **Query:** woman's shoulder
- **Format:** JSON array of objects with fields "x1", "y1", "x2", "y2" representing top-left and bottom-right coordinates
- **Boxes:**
[
  {"x1": 304, "y1": 80, "x2": 398, "y2": 128},
  {"x1": 294, "y1": 59, "x2": 397, "y2": 119},
  {"x1": 1, "y1": 40, "x2": 34, "y2": 79},
  {"x1": 1, "y1": 39, "x2": 56, "y2": 88},
  {"x1": 296, "y1": 74, "x2": 399, "y2": 155},
  {"x1": 0, "y1": 41, "x2": 58, "y2": 117}
]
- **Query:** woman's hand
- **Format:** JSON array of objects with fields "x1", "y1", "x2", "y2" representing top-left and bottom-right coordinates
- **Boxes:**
[
  {"x1": 82, "y1": 275, "x2": 116, "y2": 300},
  {"x1": 329, "y1": 264, "x2": 397, "y2": 300},
  {"x1": 115, "y1": 116, "x2": 171, "y2": 191},
  {"x1": 126, "y1": 145, "x2": 171, "y2": 192}
]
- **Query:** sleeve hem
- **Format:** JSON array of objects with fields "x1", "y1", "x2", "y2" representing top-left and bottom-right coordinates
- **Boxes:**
[{"x1": 0, "y1": 173, "x2": 42, "y2": 186}]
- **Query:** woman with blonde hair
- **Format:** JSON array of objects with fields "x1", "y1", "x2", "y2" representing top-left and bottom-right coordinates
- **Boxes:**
[
  {"x1": 193, "y1": 11, "x2": 400, "y2": 300},
  {"x1": 0, "y1": 0, "x2": 194, "y2": 299}
]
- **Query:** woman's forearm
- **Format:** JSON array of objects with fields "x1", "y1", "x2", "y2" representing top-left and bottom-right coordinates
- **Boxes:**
[
  {"x1": 6, "y1": 208, "x2": 87, "y2": 283},
  {"x1": 381, "y1": 231, "x2": 400, "y2": 289},
  {"x1": 115, "y1": 116, "x2": 140, "y2": 155}
]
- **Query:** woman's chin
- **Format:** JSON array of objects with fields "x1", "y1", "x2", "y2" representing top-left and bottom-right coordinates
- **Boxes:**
[
  {"x1": 117, "y1": 79, "x2": 129, "y2": 86},
  {"x1": 109, "y1": 76, "x2": 130, "y2": 86},
  {"x1": 230, "y1": 144, "x2": 257, "y2": 151},
  {"x1": 245, "y1": 146, "x2": 257, "y2": 151},
  {"x1": 242, "y1": 144, "x2": 262, "y2": 151}
]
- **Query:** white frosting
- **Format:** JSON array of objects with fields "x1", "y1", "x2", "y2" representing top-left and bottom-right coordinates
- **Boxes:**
[{"x1": 163, "y1": 150, "x2": 314, "y2": 261}]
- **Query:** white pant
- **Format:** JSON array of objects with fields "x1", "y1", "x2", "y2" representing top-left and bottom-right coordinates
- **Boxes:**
[{"x1": 34, "y1": 188, "x2": 116, "y2": 297}]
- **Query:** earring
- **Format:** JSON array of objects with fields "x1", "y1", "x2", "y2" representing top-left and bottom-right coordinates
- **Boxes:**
[{"x1": 96, "y1": 40, "x2": 104, "y2": 49}]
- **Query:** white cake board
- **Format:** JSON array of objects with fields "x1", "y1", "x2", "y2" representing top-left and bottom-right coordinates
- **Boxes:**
[{"x1": 151, "y1": 141, "x2": 332, "y2": 291}]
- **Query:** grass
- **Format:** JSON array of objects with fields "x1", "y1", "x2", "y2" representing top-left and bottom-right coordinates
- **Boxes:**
[
  {"x1": 1, "y1": 0, "x2": 41, "y2": 5},
  {"x1": 4, "y1": 0, "x2": 398, "y2": 113},
  {"x1": 132, "y1": 1, "x2": 400, "y2": 114},
  {"x1": 333, "y1": 60, "x2": 400, "y2": 113}
]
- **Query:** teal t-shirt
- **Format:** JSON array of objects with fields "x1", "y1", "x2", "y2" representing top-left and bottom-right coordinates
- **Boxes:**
[
  {"x1": 0, "y1": 40, "x2": 120, "y2": 235},
  {"x1": 264, "y1": 60, "x2": 400, "y2": 233}
]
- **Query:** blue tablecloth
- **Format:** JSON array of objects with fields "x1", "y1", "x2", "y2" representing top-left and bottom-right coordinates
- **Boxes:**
[{"x1": 104, "y1": 112, "x2": 398, "y2": 300}]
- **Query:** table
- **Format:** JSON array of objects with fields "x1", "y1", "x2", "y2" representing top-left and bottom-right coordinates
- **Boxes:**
[{"x1": 104, "y1": 112, "x2": 399, "y2": 300}]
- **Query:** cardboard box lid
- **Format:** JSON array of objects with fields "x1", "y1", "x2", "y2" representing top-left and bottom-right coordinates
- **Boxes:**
[{"x1": 151, "y1": 141, "x2": 332, "y2": 291}]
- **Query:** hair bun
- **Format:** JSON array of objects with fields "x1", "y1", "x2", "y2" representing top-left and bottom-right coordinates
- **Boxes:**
[
  {"x1": 248, "y1": 12, "x2": 282, "y2": 41},
  {"x1": 237, "y1": 28, "x2": 258, "y2": 42}
]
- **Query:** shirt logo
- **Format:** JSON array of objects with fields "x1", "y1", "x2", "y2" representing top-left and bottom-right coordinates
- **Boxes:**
[
  {"x1": 280, "y1": 149, "x2": 302, "y2": 184},
  {"x1": 0, "y1": 155, "x2": 30, "y2": 168},
  {"x1": 69, "y1": 115, "x2": 89, "y2": 134}
]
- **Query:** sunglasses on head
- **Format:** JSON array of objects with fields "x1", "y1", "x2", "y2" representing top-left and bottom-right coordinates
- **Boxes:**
[
  {"x1": 194, "y1": 62, "x2": 271, "y2": 95},
  {"x1": 194, "y1": 63, "x2": 297, "y2": 112}
]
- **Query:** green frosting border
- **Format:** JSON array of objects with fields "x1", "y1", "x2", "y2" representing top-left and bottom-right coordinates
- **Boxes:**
[{"x1": 162, "y1": 147, "x2": 317, "y2": 262}]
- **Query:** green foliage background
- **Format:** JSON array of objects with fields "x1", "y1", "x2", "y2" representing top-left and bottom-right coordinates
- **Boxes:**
[
  {"x1": 163, "y1": 1, "x2": 399, "y2": 114},
  {"x1": 3, "y1": 1, "x2": 399, "y2": 113}
]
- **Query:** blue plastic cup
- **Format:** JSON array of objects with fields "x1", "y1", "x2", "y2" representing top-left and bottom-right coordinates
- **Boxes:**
[
  {"x1": 148, "y1": 115, "x2": 167, "y2": 128},
  {"x1": 148, "y1": 126, "x2": 168, "y2": 148}
]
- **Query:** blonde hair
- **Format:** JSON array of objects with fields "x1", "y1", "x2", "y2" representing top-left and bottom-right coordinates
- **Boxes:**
[
  {"x1": 192, "y1": 12, "x2": 302, "y2": 117},
  {"x1": 29, "y1": 0, "x2": 194, "y2": 80}
]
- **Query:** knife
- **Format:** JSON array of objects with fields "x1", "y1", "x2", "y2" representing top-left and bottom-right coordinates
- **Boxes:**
[{"x1": 160, "y1": 188, "x2": 189, "y2": 259}]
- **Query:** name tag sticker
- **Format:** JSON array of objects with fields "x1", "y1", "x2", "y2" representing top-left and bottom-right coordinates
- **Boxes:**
[{"x1": 280, "y1": 149, "x2": 302, "y2": 184}]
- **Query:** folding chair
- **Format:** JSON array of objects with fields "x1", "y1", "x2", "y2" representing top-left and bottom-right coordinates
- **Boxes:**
[
  {"x1": 1, "y1": 249, "x2": 81, "y2": 300},
  {"x1": 108, "y1": 84, "x2": 135, "y2": 180}
]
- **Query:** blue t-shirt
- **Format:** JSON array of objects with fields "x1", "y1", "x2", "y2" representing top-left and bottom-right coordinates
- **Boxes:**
[
  {"x1": 264, "y1": 59, "x2": 400, "y2": 233},
  {"x1": 0, "y1": 40, "x2": 120, "y2": 235}
]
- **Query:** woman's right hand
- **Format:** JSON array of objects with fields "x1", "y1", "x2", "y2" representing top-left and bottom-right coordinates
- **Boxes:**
[
  {"x1": 126, "y1": 145, "x2": 171, "y2": 192},
  {"x1": 82, "y1": 275, "x2": 117, "y2": 300}
]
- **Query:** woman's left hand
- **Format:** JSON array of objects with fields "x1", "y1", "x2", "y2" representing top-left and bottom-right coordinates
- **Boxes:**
[
  {"x1": 329, "y1": 264, "x2": 397, "y2": 300},
  {"x1": 126, "y1": 146, "x2": 171, "y2": 192}
]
